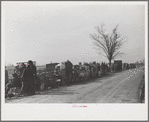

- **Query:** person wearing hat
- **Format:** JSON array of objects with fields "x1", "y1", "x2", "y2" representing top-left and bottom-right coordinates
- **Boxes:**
[
  {"x1": 20, "y1": 61, "x2": 33, "y2": 96},
  {"x1": 28, "y1": 60, "x2": 37, "y2": 95}
]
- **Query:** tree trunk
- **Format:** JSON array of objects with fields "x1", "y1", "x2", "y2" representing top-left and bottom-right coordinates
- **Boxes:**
[
  {"x1": 108, "y1": 60, "x2": 112, "y2": 73},
  {"x1": 109, "y1": 60, "x2": 111, "y2": 67}
]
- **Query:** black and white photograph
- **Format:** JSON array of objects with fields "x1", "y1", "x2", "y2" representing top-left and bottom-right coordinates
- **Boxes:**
[{"x1": 1, "y1": 1, "x2": 148, "y2": 121}]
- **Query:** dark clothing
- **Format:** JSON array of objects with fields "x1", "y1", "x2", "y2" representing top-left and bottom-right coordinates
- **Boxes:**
[
  {"x1": 65, "y1": 61, "x2": 73, "y2": 83},
  {"x1": 66, "y1": 70, "x2": 73, "y2": 82},
  {"x1": 21, "y1": 82, "x2": 31, "y2": 95},
  {"x1": 65, "y1": 61, "x2": 73, "y2": 71},
  {"x1": 29, "y1": 80, "x2": 35, "y2": 94},
  {"x1": 11, "y1": 76, "x2": 22, "y2": 88},
  {"x1": 73, "y1": 69, "x2": 78, "y2": 82},
  {"x1": 5, "y1": 70, "x2": 9, "y2": 85},
  {"x1": 19, "y1": 66, "x2": 26, "y2": 77},
  {"x1": 98, "y1": 65, "x2": 100, "y2": 71},
  {"x1": 21, "y1": 67, "x2": 33, "y2": 94},
  {"x1": 30, "y1": 65, "x2": 37, "y2": 94},
  {"x1": 22, "y1": 67, "x2": 33, "y2": 82},
  {"x1": 30, "y1": 65, "x2": 37, "y2": 76}
]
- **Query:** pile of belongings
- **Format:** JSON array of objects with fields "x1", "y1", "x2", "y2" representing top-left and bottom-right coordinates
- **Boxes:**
[
  {"x1": 100, "y1": 62, "x2": 109, "y2": 75},
  {"x1": 54, "y1": 62, "x2": 67, "y2": 85},
  {"x1": 54, "y1": 62, "x2": 66, "y2": 75},
  {"x1": 74, "y1": 62, "x2": 91, "y2": 82},
  {"x1": 37, "y1": 72, "x2": 46, "y2": 90},
  {"x1": 83, "y1": 63, "x2": 91, "y2": 80},
  {"x1": 78, "y1": 68, "x2": 86, "y2": 81}
]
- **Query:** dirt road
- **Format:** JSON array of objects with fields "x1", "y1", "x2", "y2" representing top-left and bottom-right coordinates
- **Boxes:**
[{"x1": 5, "y1": 67, "x2": 144, "y2": 103}]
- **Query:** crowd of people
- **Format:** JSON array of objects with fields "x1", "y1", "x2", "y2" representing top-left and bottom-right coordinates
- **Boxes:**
[
  {"x1": 5, "y1": 59, "x2": 136, "y2": 98},
  {"x1": 52, "y1": 61, "x2": 136, "y2": 87},
  {"x1": 5, "y1": 60, "x2": 38, "y2": 98},
  {"x1": 51, "y1": 61, "x2": 110, "y2": 87}
]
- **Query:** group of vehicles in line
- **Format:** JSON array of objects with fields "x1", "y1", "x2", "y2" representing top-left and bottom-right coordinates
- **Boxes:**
[
  {"x1": 36, "y1": 60, "x2": 137, "y2": 90},
  {"x1": 5, "y1": 59, "x2": 138, "y2": 98}
]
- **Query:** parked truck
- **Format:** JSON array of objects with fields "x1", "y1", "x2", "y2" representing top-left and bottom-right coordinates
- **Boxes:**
[{"x1": 114, "y1": 60, "x2": 122, "y2": 72}]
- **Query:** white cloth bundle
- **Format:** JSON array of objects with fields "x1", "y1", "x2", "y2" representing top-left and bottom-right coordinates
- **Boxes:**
[
  {"x1": 55, "y1": 64, "x2": 60, "y2": 69},
  {"x1": 60, "y1": 62, "x2": 66, "y2": 71},
  {"x1": 55, "y1": 62, "x2": 66, "y2": 71}
]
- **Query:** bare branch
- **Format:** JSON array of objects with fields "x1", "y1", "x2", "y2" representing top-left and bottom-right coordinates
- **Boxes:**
[
  {"x1": 90, "y1": 24, "x2": 124, "y2": 64},
  {"x1": 112, "y1": 52, "x2": 124, "y2": 60},
  {"x1": 98, "y1": 52, "x2": 107, "y2": 58},
  {"x1": 90, "y1": 34, "x2": 108, "y2": 53}
]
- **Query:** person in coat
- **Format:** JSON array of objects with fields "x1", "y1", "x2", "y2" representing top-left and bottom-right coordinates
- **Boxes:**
[
  {"x1": 28, "y1": 60, "x2": 37, "y2": 95},
  {"x1": 29, "y1": 60, "x2": 41, "y2": 94},
  {"x1": 20, "y1": 63, "x2": 33, "y2": 96},
  {"x1": 65, "y1": 60, "x2": 73, "y2": 83}
]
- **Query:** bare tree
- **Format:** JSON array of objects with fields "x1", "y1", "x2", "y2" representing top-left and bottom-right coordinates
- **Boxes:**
[{"x1": 90, "y1": 24, "x2": 124, "y2": 66}]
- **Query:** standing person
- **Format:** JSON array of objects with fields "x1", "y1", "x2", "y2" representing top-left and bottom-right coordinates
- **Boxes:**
[
  {"x1": 5, "y1": 66, "x2": 10, "y2": 98},
  {"x1": 106, "y1": 63, "x2": 109, "y2": 74},
  {"x1": 60, "y1": 62, "x2": 66, "y2": 86},
  {"x1": 14, "y1": 65, "x2": 20, "y2": 76},
  {"x1": 98, "y1": 63, "x2": 100, "y2": 71},
  {"x1": 5, "y1": 66, "x2": 9, "y2": 85},
  {"x1": 16, "y1": 63, "x2": 26, "y2": 95},
  {"x1": 28, "y1": 60, "x2": 37, "y2": 94},
  {"x1": 73, "y1": 65, "x2": 78, "y2": 82},
  {"x1": 19, "y1": 63, "x2": 26, "y2": 77},
  {"x1": 65, "y1": 60, "x2": 73, "y2": 84},
  {"x1": 20, "y1": 62, "x2": 33, "y2": 96}
]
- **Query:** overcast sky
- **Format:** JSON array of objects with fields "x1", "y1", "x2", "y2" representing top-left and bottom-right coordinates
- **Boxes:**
[{"x1": 2, "y1": 2, "x2": 146, "y2": 65}]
